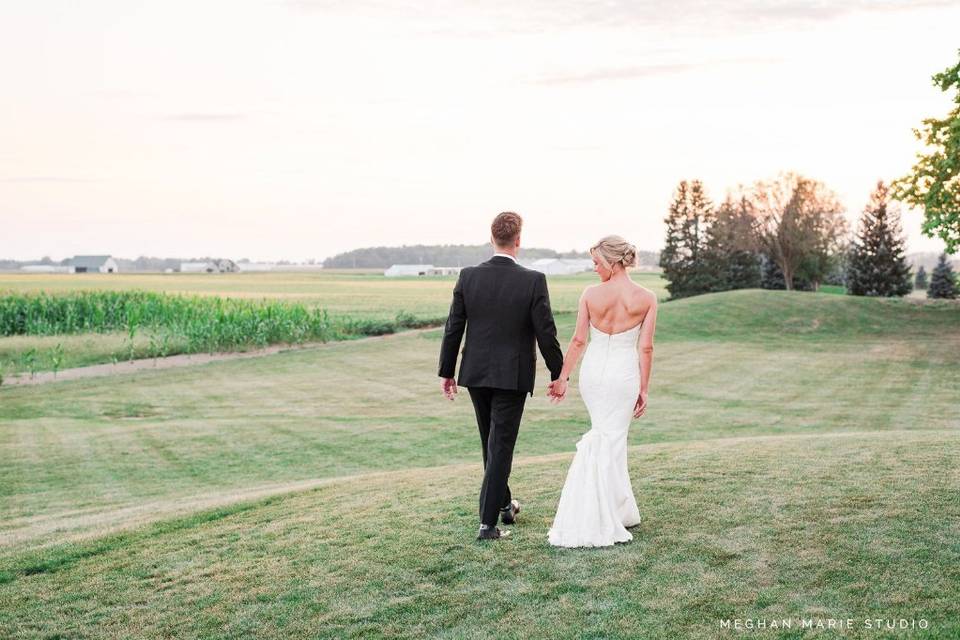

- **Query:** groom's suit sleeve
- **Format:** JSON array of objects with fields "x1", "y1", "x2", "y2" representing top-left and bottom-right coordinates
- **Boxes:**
[
  {"x1": 530, "y1": 272, "x2": 564, "y2": 381},
  {"x1": 438, "y1": 270, "x2": 467, "y2": 378}
]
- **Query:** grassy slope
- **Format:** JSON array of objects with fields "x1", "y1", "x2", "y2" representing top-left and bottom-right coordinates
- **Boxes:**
[
  {"x1": 0, "y1": 289, "x2": 958, "y2": 638},
  {"x1": 660, "y1": 289, "x2": 960, "y2": 342}
]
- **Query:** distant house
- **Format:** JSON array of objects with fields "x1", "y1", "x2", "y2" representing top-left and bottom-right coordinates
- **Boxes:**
[
  {"x1": 67, "y1": 255, "x2": 119, "y2": 273},
  {"x1": 384, "y1": 264, "x2": 461, "y2": 277},
  {"x1": 180, "y1": 259, "x2": 238, "y2": 273},
  {"x1": 426, "y1": 266, "x2": 461, "y2": 276},
  {"x1": 522, "y1": 258, "x2": 593, "y2": 275},
  {"x1": 385, "y1": 264, "x2": 432, "y2": 277}
]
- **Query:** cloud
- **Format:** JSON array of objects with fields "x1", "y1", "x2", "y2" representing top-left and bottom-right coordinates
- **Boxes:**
[
  {"x1": 0, "y1": 176, "x2": 99, "y2": 183},
  {"x1": 528, "y1": 56, "x2": 779, "y2": 87},
  {"x1": 723, "y1": 0, "x2": 957, "y2": 26},
  {"x1": 530, "y1": 63, "x2": 699, "y2": 86},
  {"x1": 160, "y1": 113, "x2": 247, "y2": 122},
  {"x1": 282, "y1": 0, "x2": 959, "y2": 34}
]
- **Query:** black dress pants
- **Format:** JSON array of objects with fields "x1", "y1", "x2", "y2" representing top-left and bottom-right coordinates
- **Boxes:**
[{"x1": 467, "y1": 386, "x2": 528, "y2": 527}]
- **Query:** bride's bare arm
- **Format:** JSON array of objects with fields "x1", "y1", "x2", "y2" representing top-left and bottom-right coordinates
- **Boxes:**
[
  {"x1": 558, "y1": 291, "x2": 591, "y2": 383},
  {"x1": 636, "y1": 296, "x2": 658, "y2": 411}
]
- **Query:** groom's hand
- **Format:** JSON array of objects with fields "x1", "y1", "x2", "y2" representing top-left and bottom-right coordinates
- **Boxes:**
[
  {"x1": 441, "y1": 377, "x2": 458, "y2": 401},
  {"x1": 548, "y1": 378, "x2": 567, "y2": 403}
]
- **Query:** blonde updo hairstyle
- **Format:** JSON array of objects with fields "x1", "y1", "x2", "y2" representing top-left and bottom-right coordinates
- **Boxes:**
[{"x1": 590, "y1": 235, "x2": 637, "y2": 270}]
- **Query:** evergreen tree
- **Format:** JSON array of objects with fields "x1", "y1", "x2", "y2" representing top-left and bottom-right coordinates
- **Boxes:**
[
  {"x1": 704, "y1": 196, "x2": 761, "y2": 291},
  {"x1": 928, "y1": 253, "x2": 959, "y2": 299},
  {"x1": 660, "y1": 181, "x2": 691, "y2": 298},
  {"x1": 915, "y1": 265, "x2": 928, "y2": 290},
  {"x1": 846, "y1": 181, "x2": 913, "y2": 297},
  {"x1": 659, "y1": 180, "x2": 716, "y2": 299}
]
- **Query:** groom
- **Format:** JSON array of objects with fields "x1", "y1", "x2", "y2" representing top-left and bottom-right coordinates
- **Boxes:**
[{"x1": 438, "y1": 212, "x2": 565, "y2": 540}]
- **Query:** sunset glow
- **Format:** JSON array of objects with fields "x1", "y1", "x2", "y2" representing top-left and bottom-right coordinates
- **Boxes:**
[{"x1": 2, "y1": 1, "x2": 959, "y2": 260}]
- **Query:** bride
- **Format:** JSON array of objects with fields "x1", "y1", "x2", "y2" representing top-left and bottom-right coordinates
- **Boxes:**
[{"x1": 546, "y1": 235, "x2": 658, "y2": 548}]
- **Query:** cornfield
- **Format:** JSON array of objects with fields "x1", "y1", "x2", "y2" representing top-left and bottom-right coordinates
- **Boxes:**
[{"x1": 0, "y1": 290, "x2": 441, "y2": 358}]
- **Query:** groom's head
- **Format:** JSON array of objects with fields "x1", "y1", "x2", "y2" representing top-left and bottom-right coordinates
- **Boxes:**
[{"x1": 491, "y1": 211, "x2": 522, "y2": 253}]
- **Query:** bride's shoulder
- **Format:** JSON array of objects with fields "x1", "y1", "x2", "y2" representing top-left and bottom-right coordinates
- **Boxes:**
[
  {"x1": 580, "y1": 283, "x2": 601, "y2": 298},
  {"x1": 628, "y1": 283, "x2": 657, "y2": 304}
]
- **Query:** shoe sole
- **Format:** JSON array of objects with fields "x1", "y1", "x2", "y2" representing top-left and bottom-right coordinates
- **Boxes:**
[{"x1": 477, "y1": 529, "x2": 511, "y2": 541}]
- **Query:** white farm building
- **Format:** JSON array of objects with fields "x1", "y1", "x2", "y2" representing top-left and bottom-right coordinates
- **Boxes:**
[
  {"x1": 20, "y1": 265, "x2": 75, "y2": 274},
  {"x1": 384, "y1": 264, "x2": 461, "y2": 277},
  {"x1": 180, "y1": 259, "x2": 239, "y2": 273},
  {"x1": 67, "y1": 255, "x2": 119, "y2": 273},
  {"x1": 522, "y1": 258, "x2": 593, "y2": 275}
]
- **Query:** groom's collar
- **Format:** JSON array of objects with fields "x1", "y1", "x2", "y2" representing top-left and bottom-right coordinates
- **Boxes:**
[{"x1": 491, "y1": 252, "x2": 518, "y2": 264}]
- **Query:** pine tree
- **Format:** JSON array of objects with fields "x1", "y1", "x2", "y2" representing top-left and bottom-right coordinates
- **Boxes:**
[
  {"x1": 660, "y1": 181, "x2": 689, "y2": 298},
  {"x1": 659, "y1": 180, "x2": 715, "y2": 299},
  {"x1": 914, "y1": 265, "x2": 928, "y2": 290},
  {"x1": 704, "y1": 196, "x2": 761, "y2": 291},
  {"x1": 928, "y1": 253, "x2": 958, "y2": 299},
  {"x1": 846, "y1": 181, "x2": 913, "y2": 297}
]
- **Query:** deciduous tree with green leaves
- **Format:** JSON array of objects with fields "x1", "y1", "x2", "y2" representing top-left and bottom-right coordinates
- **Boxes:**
[
  {"x1": 745, "y1": 172, "x2": 848, "y2": 291},
  {"x1": 892, "y1": 49, "x2": 960, "y2": 253}
]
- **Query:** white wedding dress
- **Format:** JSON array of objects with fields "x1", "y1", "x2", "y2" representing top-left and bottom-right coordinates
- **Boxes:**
[{"x1": 548, "y1": 321, "x2": 643, "y2": 548}]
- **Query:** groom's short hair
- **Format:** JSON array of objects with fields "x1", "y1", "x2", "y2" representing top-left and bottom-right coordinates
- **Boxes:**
[{"x1": 491, "y1": 212, "x2": 522, "y2": 246}]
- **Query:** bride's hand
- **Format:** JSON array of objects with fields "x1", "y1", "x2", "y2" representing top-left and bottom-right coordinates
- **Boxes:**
[
  {"x1": 548, "y1": 378, "x2": 567, "y2": 403},
  {"x1": 633, "y1": 390, "x2": 648, "y2": 418}
]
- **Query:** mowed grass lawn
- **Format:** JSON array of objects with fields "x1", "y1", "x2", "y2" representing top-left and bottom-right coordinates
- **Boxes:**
[{"x1": 0, "y1": 290, "x2": 958, "y2": 638}]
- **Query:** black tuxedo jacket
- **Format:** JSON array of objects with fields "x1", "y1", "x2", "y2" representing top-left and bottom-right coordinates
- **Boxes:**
[{"x1": 438, "y1": 255, "x2": 564, "y2": 395}]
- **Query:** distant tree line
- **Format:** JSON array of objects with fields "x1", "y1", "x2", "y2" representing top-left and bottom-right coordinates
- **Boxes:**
[
  {"x1": 660, "y1": 46, "x2": 960, "y2": 302},
  {"x1": 322, "y1": 244, "x2": 661, "y2": 269},
  {"x1": 659, "y1": 175, "x2": 959, "y2": 300},
  {"x1": 660, "y1": 174, "x2": 846, "y2": 299}
]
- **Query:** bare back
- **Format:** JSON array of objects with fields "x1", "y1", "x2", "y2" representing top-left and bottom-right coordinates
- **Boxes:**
[
  {"x1": 555, "y1": 269, "x2": 658, "y2": 418},
  {"x1": 583, "y1": 279, "x2": 654, "y2": 335}
]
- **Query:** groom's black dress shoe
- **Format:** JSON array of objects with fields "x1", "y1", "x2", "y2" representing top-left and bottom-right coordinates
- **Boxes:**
[
  {"x1": 477, "y1": 524, "x2": 510, "y2": 540},
  {"x1": 500, "y1": 499, "x2": 521, "y2": 525}
]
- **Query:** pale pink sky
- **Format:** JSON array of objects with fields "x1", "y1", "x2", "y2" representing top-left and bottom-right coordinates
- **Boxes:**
[{"x1": 2, "y1": 0, "x2": 959, "y2": 261}]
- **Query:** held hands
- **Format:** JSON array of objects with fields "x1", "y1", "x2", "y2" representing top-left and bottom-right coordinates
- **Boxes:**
[
  {"x1": 441, "y1": 377, "x2": 458, "y2": 401},
  {"x1": 633, "y1": 389, "x2": 648, "y2": 418},
  {"x1": 547, "y1": 378, "x2": 567, "y2": 403}
]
